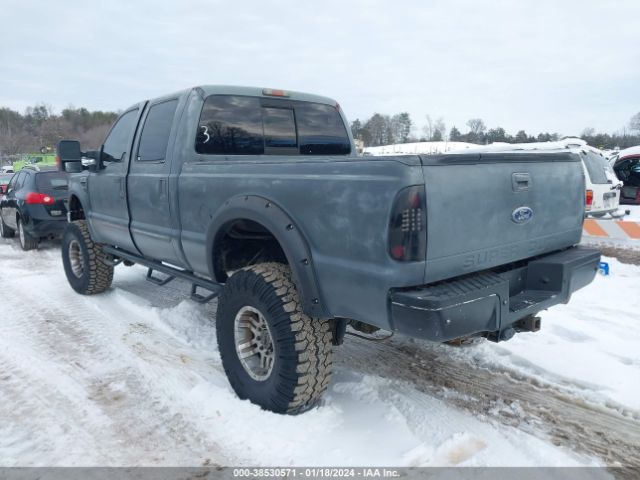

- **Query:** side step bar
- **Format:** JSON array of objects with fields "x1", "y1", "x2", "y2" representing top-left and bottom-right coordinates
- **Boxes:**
[
  {"x1": 103, "y1": 246, "x2": 223, "y2": 303},
  {"x1": 146, "y1": 268, "x2": 175, "y2": 286}
]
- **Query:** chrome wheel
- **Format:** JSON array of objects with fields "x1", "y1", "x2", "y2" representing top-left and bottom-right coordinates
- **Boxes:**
[
  {"x1": 234, "y1": 306, "x2": 275, "y2": 381},
  {"x1": 68, "y1": 239, "x2": 84, "y2": 278}
]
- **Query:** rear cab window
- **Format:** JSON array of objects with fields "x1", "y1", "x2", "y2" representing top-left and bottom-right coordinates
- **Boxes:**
[{"x1": 195, "y1": 95, "x2": 350, "y2": 156}]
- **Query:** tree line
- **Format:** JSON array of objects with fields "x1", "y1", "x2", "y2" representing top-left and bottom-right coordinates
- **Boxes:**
[
  {"x1": 1, "y1": 103, "x2": 639, "y2": 156},
  {"x1": 0, "y1": 103, "x2": 118, "y2": 156},
  {"x1": 351, "y1": 111, "x2": 640, "y2": 150}
]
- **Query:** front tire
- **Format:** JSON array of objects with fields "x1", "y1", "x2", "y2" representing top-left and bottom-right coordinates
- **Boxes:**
[
  {"x1": 216, "y1": 263, "x2": 333, "y2": 414},
  {"x1": 0, "y1": 214, "x2": 15, "y2": 238},
  {"x1": 61, "y1": 220, "x2": 114, "y2": 294},
  {"x1": 17, "y1": 218, "x2": 38, "y2": 250}
]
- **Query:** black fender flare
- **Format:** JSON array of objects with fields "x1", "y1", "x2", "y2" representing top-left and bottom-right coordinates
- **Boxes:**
[
  {"x1": 206, "y1": 195, "x2": 329, "y2": 319},
  {"x1": 67, "y1": 189, "x2": 99, "y2": 240},
  {"x1": 67, "y1": 180, "x2": 90, "y2": 219}
]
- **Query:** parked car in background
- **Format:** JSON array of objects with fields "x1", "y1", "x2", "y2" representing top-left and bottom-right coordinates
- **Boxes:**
[
  {"x1": 0, "y1": 174, "x2": 12, "y2": 194},
  {"x1": 0, "y1": 166, "x2": 69, "y2": 250},
  {"x1": 579, "y1": 147, "x2": 622, "y2": 217},
  {"x1": 2, "y1": 165, "x2": 14, "y2": 174},
  {"x1": 610, "y1": 146, "x2": 640, "y2": 205}
]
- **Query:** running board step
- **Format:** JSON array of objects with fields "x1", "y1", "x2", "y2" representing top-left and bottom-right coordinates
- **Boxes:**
[
  {"x1": 190, "y1": 284, "x2": 219, "y2": 304},
  {"x1": 146, "y1": 268, "x2": 175, "y2": 286},
  {"x1": 103, "y1": 246, "x2": 224, "y2": 302}
]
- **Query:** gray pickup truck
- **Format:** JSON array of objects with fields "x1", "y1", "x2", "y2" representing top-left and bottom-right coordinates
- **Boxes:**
[{"x1": 56, "y1": 85, "x2": 600, "y2": 414}]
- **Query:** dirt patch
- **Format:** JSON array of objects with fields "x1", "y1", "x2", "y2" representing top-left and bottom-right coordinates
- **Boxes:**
[
  {"x1": 598, "y1": 246, "x2": 640, "y2": 265},
  {"x1": 338, "y1": 337, "x2": 640, "y2": 468}
]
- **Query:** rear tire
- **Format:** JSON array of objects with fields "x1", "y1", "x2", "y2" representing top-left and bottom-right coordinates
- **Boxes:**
[
  {"x1": 61, "y1": 220, "x2": 114, "y2": 294},
  {"x1": 0, "y1": 215, "x2": 15, "y2": 238},
  {"x1": 17, "y1": 218, "x2": 38, "y2": 250},
  {"x1": 216, "y1": 262, "x2": 333, "y2": 414}
]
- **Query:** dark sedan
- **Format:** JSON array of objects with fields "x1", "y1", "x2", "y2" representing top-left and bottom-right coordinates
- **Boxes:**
[{"x1": 0, "y1": 167, "x2": 69, "y2": 250}]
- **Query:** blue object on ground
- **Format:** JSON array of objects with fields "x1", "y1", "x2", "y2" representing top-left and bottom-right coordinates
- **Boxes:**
[{"x1": 598, "y1": 262, "x2": 610, "y2": 276}]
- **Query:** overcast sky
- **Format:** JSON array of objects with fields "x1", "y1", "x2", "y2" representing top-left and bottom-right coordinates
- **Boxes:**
[{"x1": 1, "y1": 0, "x2": 639, "y2": 136}]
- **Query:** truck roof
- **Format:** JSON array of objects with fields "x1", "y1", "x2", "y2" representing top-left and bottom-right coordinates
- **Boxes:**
[{"x1": 143, "y1": 85, "x2": 339, "y2": 109}]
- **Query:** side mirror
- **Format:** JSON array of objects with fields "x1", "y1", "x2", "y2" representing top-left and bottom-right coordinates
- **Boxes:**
[{"x1": 57, "y1": 140, "x2": 82, "y2": 172}]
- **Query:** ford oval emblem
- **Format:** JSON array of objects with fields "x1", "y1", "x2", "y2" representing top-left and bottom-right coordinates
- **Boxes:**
[{"x1": 512, "y1": 206, "x2": 533, "y2": 224}]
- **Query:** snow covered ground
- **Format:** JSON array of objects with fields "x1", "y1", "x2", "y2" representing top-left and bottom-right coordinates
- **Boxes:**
[
  {"x1": 0, "y1": 238, "x2": 639, "y2": 467},
  {"x1": 623, "y1": 204, "x2": 640, "y2": 222}
]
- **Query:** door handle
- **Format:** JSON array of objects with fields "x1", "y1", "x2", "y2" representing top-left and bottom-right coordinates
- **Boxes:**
[
  {"x1": 158, "y1": 178, "x2": 166, "y2": 196},
  {"x1": 118, "y1": 178, "x2": 125, "y2": 198}
]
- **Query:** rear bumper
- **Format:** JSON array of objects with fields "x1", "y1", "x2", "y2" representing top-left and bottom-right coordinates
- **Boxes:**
[
  {"x1": 389, "y1": 246, "x2": 600, "y2": 342},
  {"x1": 24, "y1": 218, "x2": 66, "y2": 238}
]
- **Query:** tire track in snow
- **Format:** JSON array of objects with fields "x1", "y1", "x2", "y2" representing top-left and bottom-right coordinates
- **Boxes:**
[
  {"x1": 0, "y1": 240, "x2": 229, "y2": 466},
  {"x1": 337, "y1": 337, "x2": 640, "y2": 468}
]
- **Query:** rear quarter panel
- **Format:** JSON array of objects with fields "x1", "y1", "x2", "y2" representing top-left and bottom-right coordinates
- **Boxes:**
[{"x1": 177, "y1": 156, "x2": 425, "y2": 328}]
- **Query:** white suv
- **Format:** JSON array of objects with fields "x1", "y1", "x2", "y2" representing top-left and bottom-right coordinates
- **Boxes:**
[{"x1": 579, "y1": 147, "x2": 621, "y2": 217}]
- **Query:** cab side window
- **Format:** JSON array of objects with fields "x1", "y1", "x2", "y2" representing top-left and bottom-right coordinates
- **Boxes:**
[
  {"x1": 137, "y1": 100, "x2": 179, "y2": 162},
  {"x1": 103, "y1": 109, "x2": 139, "y2": 163}
]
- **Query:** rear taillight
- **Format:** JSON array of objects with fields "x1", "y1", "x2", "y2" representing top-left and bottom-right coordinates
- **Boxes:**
[
  {"x1": 585, "y1": 190, "x2": 593, "y2": 210},
  {"x1": 388, "y1": 185, "x2": 426, "y2": 261},
  {"x1": 25, "y1": 192, "x2": 55, "y2": 205}
]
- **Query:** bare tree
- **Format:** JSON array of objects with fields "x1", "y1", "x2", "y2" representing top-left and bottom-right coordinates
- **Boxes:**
[
  {"x1": 79, "y1": 124, "x2": 110, "y2": 149},
  {"x1": 0, "y1": 124, "x2": 31, "y2": 155},
  {"x1": 423, "y1": 115, "x2": 434, "y2": 141},
  {"x1": 433, "y1": 118, "x2": 446, "y2": 141},
  {"x1": 630, "y1": 112, "x2": 640, "y2": 133},
  {"x1": 466, "y1": 118, "x2": 486, "y2": 136}
]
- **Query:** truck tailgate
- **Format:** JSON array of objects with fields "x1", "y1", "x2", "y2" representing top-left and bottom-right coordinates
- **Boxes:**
[{"x1": 420, "y1": 152, "x2": 584, "y2": 284}]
